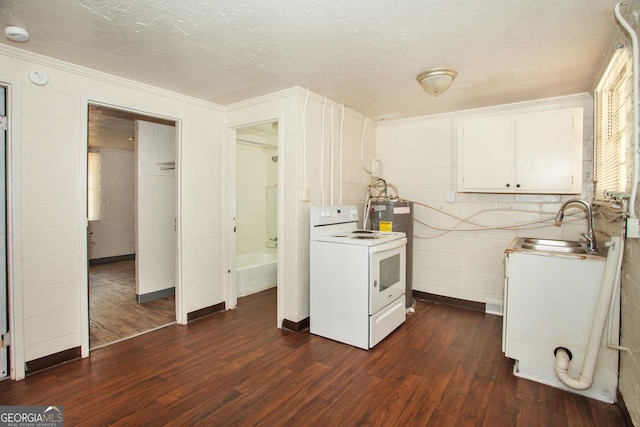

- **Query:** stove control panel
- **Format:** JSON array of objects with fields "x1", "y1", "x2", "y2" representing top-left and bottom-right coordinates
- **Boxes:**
[{"x1": 310, "y1": 205, "x2": 359, "y2": 227}]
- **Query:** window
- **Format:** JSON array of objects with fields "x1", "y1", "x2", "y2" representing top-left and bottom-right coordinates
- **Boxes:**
[
  {"x1": 594, "y1": 48, "x2": 631, "y2": 200},
  {"x1": 87, "y1": 151, "x2": 101, "y2": 221}
]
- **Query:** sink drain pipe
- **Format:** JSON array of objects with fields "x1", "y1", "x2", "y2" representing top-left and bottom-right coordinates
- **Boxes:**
[{"x1": 554, "y1": 236, "x2": 623, "y2": 390}]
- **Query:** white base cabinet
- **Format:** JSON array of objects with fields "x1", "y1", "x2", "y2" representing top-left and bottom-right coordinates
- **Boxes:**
[{"x1": 503, "y1": 251, "x2": 619, "y2": 403}]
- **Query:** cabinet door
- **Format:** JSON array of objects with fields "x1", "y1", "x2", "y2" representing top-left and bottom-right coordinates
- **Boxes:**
[
  {"x1": 457, "y1": 108, "x2": 582, "y2": 194},
  {"x1": 457, "y1": 116, "x2": 513, "y2": 191},
  {"x1": 515, "y1": 109, "x2": 581, "y2": 193}
]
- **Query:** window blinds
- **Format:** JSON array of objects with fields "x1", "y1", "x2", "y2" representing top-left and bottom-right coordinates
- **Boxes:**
[{"x1": 594, "y1": 50, "x2": 629, "y2": 200}]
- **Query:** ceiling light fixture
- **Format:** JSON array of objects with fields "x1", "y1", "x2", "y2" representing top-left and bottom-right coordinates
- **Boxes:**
[
  {"x1": 4, "y1": 26, "x2": 30, "y2": 42},
  {"x1": 416, "y1": 68, "x2": 458, "y2": 97}
]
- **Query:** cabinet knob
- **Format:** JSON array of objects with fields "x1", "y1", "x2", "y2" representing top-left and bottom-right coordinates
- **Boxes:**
[
  {"x1": 506, "y1": 183, "x2": 511, "y2": 188},
  {"x1": 516, "y1": 184, "x2": 521, "y2": 188}
]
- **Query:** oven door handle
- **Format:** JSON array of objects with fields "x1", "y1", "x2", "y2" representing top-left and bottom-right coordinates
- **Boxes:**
[{"x1": 369, "y1": 237, "x2": 407, "y2": 253}]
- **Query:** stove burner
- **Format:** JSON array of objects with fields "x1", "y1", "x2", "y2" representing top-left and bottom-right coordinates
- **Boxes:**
[
  {"x1": 354, "y1": 236, "x2": 377, "y2": 239},
  {"x1": 352, "y1": 230, "x2": 374, "y2": 234}
]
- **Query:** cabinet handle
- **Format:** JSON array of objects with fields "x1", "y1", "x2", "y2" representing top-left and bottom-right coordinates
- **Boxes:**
[{"x1": 506, "y1": 183, "x2": 511, "y2": 188}]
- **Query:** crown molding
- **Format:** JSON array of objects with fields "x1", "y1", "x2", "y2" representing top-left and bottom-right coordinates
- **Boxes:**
[
  {"x1": 226, "y1": 86, "x2": 375, "y2": 126},
  {"x1": 376, "y1": 92, "x2": 592, "y2": 127},
  {"x1": 0, "y1": 44, "x2": 225, "y2": 113}
]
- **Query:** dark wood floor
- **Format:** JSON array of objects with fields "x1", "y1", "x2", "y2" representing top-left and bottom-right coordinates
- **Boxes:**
[
  {"x1": 89, "y1": 259, "x2": 176, "y2": 348},
  {"x1": 0, "y1": 288, "x2": 624, "y2": 426}
]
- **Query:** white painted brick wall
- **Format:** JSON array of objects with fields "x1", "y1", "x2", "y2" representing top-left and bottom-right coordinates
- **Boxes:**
[
  {"x1": 377, "y1": 95, "x2": 593, "y2": 305},
  {"x1": 87, "y1": 148, "x2": 135, "y2": 260},
  {"x1": 602, "y1": 14, "x2": 640, "y2": 422},
  {"x1": 236, "y1": 143, "x2": 277, "y2": 254}
]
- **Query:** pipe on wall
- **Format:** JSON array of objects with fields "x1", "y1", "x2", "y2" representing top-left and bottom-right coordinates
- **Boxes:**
[
  {"x1": 554, "y1": 236, "x2": 624, "y2": 390},
  {"x1": 615, "y1": 2, "x2": 639, "y2": 219}
]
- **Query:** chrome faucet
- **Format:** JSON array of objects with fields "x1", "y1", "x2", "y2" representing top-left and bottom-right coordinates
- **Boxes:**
[{"x1": 554, "y1": 199, "x2": 596, "y2": 253}]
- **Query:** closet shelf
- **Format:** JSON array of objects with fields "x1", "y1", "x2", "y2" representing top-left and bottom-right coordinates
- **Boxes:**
[{"x1": 157, "y1": 161, "x2": 175, "y2": 170}]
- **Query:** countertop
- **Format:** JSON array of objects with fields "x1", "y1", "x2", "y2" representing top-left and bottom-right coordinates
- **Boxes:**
[{"x1": 504, "y1": 236, "x2": 606, "y2": 260}]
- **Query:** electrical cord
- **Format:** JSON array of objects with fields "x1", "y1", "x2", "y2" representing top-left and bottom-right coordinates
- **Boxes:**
[
  {"x1": 362, "y1": 176, "x2": 595, "y2": 238},
  {"x1": 412, "y1": 204, "x2": 592, "y2": 239}
]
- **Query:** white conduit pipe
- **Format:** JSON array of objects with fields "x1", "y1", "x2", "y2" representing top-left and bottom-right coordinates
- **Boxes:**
[
  {"x1": 321, "y1": 98, "x2": 327, "y2": 206},
  {"x1": 302, "y1": 89, "x2": 309, "y2": 196},
  {"x1": 359, "y1": 115, "x2": 371, "y2": 228},
  {"x1": 608, "y1": 268, "x2": 631, "y2": 353},
  {"x1": 330, "y1": 104, "x2": 334, "y2": 205},
  {"x1": 615, "y1": 2, "x2": 639, "y2": 218},
  {"x1": 339, "y1": 105, "x2": 344, "y2": 205},
  {"x1": 554, "y1": 236, "x2": 624, "y2": 390},
  {"x1": 359, "y1": 115, "x2": 372, "y2": 175}
]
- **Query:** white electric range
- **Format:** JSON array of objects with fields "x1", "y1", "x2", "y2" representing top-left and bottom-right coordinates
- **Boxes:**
[{"x1": 309, "y1": 205, "x2": 407, "y2": 349}]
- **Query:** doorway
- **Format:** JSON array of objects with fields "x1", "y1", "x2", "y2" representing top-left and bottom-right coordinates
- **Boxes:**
[
  {"x1": 0, "y1": 86, "x2": 8, "y2": 379},
  {"x1": 234, "y1": 121, "x2": 279, "y2": 305},
  {"x1": 87, "y1": 105, "x2": 177, "y2": 349}
]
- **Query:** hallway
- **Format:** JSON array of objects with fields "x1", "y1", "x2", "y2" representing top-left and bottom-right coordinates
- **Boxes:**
[{"x1": 89, "y1": 259, "x2": 175, "y2": 348}]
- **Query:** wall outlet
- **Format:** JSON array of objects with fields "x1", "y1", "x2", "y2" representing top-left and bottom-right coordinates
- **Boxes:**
[
  {"x1": 302, "y1": 188, "x2": 311, "y2": 202},
  {"x1": 626, "y1": 217, "x2": 640, "y2": 238},
  {"x1": 446, "y1": 190, "x2": 455, "y2": 203},
  {"x1": 371, "y1": 158, "x2": 380, "y2": 176}
]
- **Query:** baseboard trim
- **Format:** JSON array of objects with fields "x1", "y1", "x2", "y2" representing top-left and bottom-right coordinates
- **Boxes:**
[
  {"x1": 617, "y1": 390, "x2": 634, "y2": 427},
  {"x1": 89, "y1": 254, "x2": 135, "y2": 265},
  {"x1": 413, "y1": 290, "x2": 486, "y2": 313},
  {"x1": 282, "y1": 317, "x2": 309, "y2": 332},
  {"x1": 136, "y1": 287, "x2": 175, "y2": 303},
  {"x1": 187, "y1": 302, "x2": 226, "y2": 322},
  {"x1": 25, "y1": 346, "x2": 81, "y2": 376}
]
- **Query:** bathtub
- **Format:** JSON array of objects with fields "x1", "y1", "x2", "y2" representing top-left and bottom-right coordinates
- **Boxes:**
[{"x1": 237, "y1": 252, "x2": 277, "y2": 297}]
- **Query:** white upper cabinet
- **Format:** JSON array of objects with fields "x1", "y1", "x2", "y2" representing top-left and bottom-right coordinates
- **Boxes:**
[{"x1": 457, "y1": 108, "x2": 583, "y2": 194}]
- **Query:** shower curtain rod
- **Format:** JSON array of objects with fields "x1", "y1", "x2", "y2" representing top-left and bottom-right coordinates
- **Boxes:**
[{"x1": 236, "y1": 138, "x2": 277, "y2": 149}]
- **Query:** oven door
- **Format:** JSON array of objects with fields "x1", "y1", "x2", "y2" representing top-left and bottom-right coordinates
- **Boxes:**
[{"x1": 369, "y1": 237, "x2": 406, "y2": 314}]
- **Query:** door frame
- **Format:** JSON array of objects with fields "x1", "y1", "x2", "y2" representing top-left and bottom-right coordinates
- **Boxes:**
[
  {"x1": 0, "y1": 75, "x2": 24, "y2": 379},
  {"x1": 226, "y1": 117, "x2": 283, "y2": 327},
  {"x1": 81, "y1": 97, "x2": 184, "y2": 356}
]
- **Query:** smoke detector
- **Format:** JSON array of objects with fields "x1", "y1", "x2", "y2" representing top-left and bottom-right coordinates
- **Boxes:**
[{"x1": 4, "y1": 26, "x2": 29, "y2": 42}]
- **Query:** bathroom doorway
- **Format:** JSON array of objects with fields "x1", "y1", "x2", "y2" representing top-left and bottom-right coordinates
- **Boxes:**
[
  {"x1": 234, "y1": 122, "x2": 279, "y2": 303},
  {"x1": 87, "y1": 105, "x2": 177, "y2": 349}
]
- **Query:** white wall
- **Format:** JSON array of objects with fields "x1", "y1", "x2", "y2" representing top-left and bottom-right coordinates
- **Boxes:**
[
  {"x1": 1, "y1": 45, "x2": 225, "y2": 373},
  {"x1": 236, "y1": 143, "x2": 277, "y2": 254},
  {"x1": 377, "y1": 94, "x2": 593, "y2": 304},
  {"x1": 227, "y1": 91, "x2": 376, "y2": 325},
  {"x1": 594, "y1": 12, "x2": 640, "y2": 421},
  {"x1": 88, "y1": 148, "x2": 135, "y2": 260}
]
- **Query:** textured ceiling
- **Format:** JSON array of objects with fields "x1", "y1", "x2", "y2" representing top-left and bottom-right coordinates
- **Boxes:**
[
  {"x1": 0, "y1": 0, "x2": 629, "y2": 121},
  {"x1": 88, "y1": 105, "x2": 175, "y2": 150}
]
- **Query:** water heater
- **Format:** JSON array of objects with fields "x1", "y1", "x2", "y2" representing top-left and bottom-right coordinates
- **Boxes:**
[{"x1": 369, "y1": 200, "x2": 414, "y2": 309}]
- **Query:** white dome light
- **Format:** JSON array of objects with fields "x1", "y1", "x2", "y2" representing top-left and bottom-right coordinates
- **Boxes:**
[{"x1": 416, "y1": 68, "x2": 458, "y2": 97}]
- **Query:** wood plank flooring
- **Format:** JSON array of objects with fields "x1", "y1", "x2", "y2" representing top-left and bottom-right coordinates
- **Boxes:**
[
  {"x1": 0, "y1": 288, "x2": 624, "y2": 426},
  {"x1": 89, "y1": 260, "x2": 176, "y2": 348}
]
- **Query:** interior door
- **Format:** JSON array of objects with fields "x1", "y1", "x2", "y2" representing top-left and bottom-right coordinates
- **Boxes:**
[
  {"x1": 135, "y1": 120, "x2": 176, "y2": 301},
  {"x1": 0, "y1": 86, "x2": 8, "y2": 379}
]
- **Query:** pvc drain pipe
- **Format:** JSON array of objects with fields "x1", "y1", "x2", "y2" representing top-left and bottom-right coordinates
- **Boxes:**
[{"x1": 554, "y1": 236, "x2": 623, "y2": 390}]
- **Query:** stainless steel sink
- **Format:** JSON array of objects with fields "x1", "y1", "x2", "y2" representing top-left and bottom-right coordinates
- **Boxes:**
[
  {"x1": 514, "y1": 238, "x2": 590, "y2": 254},
  {"x1": 522, "y1": 238, "x2": 583, "y2": 248}
]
